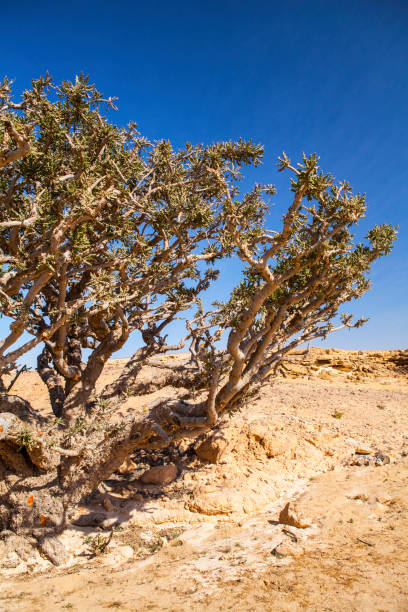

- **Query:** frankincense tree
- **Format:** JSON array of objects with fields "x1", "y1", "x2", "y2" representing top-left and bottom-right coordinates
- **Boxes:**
[{"x1": 0, "y1": 75, "x2": 396, "y2": 549}]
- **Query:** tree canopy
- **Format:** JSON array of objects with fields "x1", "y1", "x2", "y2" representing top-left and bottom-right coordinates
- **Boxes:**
[{"x1": 0, "y1": 75, "x2": 396, "y2": 540}]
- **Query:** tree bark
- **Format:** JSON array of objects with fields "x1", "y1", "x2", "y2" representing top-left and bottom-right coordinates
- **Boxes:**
[
  {"x1": 37, "y1": 347, "x2": 66, "y2": 418},
  {"x1": 0, "y1": 391, "x2": 209, "y2": 537},
  {"x1": 62, "y1": 321, "x2": 129, "y2": 423}
]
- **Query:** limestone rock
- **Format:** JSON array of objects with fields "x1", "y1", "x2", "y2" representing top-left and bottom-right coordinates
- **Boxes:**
[
  {"x1": 195, "y1": 432, "x2": 229, "y2": 463},
  {"x1": 2, "y1": 551, "x2": 20, "y2": 568},
  {"x1": 102, "y1": 497, "x2": 116, "y2": 512},
  {"x1": 318, "y1": 370, "x2": 334, "y2": 380},
  {"x1": 140, "y1": 463, "x2": 178, "y2": 486},
  {"x1": 279, "y1": 502, "x2": 311, "y2": 529},
  {"x1": 332, "y1": 360, "x2": 353, "y2": 372},
  {"x1": 100, "y1": 517, "x2": 119, "y2": 530},
  {"x1": 305, "y1": 432, "x2": 339, "y2": 454},
  {"x1": 350, "y1": 452, "x2": 390, "y2": 467},
  {"x1": 248, "y1": 421, "x2": 295, "y2": 458},
  {"x1": 116, "y1": 456, "x2": 137, "y2": 474},
  {"x1": 39, "y1": 536, "x2": 69, "y2": 566},
  {"x1": 189, "y1": 486, "x2": 260, "y2": 515}
]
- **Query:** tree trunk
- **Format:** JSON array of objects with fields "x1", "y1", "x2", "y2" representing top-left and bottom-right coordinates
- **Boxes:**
[
  {"x1": 61, "y1": 322, "x2": 129, "y2": 424},
  {"x1": 37, "y1": 347, "x2": 66, "y2": 417},
  {"x1": 0, "y1": 392, "x2": 209, "y2": 537}
]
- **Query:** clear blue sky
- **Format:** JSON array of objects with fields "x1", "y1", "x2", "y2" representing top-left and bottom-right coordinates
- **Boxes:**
[{"x1": 2, "y1": 0, "x2": 407, "y2": 363}]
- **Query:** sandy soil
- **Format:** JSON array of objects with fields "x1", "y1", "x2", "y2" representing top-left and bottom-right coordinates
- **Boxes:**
[{"x1": 1, "y1": 349, "x2": 407, "y2": 611}]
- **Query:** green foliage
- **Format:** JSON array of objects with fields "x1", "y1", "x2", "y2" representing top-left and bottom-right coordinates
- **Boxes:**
[
  {"x1": 147, "y1": 536, "x2": 163, "y2": 553},
  {"x1": 67, "y1": 418, "x2": 89, "y2": 435},
  {"x1": 0, "y1": 74, "x2": 263, "y2": 391},
  {"x1": 16, "y1": 426, "x2": 35, "y2": 451},
  {"x1": 193, "y1": 152, "x2": 397, "y2": 413},
  {"x1": 84, "y1": 534, "x2": 111, "y2": 556},
  {"x1": 216, "y1": 153, "x2": 397, "y2": 339},
  {"x1": 0, "y1": 74, "x2": 397, "y2": 423},
  {"x1": 96, "y1": 398, "x2": 111, "y2": 412}
]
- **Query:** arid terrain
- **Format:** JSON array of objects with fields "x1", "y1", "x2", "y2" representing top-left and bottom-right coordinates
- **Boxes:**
[{"x1": 1, "y1": 348, "x2": 408, "y2": 611}]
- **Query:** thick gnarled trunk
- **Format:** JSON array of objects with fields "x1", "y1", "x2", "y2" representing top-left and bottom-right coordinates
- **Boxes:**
[{"x1": 0, "y1": 391, "x2": 208, "y2": 537}]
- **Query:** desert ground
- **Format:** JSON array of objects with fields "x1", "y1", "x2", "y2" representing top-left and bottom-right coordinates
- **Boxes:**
[{"x1": 1, "y1": 348, "x2": 408, "y2": 611}]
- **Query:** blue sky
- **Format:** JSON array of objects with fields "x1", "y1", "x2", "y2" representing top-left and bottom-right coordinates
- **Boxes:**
[{"x1": 2, "y1": 0, "x2": 408, "y2": 364}]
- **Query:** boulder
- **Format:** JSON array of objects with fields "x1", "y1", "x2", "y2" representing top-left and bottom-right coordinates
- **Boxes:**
[
  {"x1": 278, "y1": 502, "x2": 311, "y2": 529},
  {"x1": 140, "y1": 463, "x2": 178, "y2": 486},
  {"x1": 39, "y1": 536, "x2": 69, "y2": 566},
  {"x1": 100, "y1": 517, "x2": 119, "y2": 531},
  {"x1": 102, "y1": 496, "x2": 116, "y2": 512},
  {"x1": 195, "y1": 433, "x2": 229, "y2": 463}
]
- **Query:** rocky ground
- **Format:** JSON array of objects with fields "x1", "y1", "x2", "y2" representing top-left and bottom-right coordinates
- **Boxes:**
[{"x1": 1, "y1": 348, "x2": 407, "y2": 611}]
